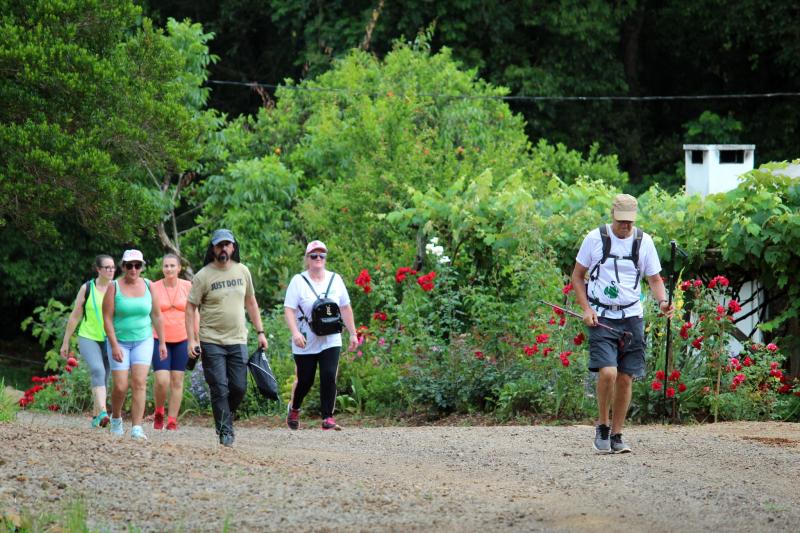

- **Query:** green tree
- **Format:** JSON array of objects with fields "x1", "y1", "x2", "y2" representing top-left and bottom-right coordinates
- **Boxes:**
[{"x1": 0, "y1": 1, "x2": 205, "y2": 317}]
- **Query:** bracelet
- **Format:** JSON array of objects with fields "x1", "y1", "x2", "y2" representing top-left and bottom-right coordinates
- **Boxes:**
[{"x1": 257, "y1": 330, "x2": 265, "y2": 335}]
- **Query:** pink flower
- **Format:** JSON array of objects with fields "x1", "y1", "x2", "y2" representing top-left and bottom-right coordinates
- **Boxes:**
[
  {"x1": 66, "y1": 357, "x2": 78, "y2": 368},
  {"x1": 694, "y1": 279, "x2": 703, "y2": 288},
  {"x1": 378, "y1": 337, "x2": 386, "y2": 346},
  {"x1": 766, "y1": 343, "x2": 778, "y2": 352}
]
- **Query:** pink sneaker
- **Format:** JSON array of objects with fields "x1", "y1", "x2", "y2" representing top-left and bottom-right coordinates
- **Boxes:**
[
  {"x1": 166, "y1": 417, "x2": 178, "y2": 431},
  {"x1": 153, "y1": 410, "x2": 165, "y2": 430},
  {"x1": 287, "y1": 404, "x2": 300, "y2": 430},
  {"x1": 321, "y1": 417, "x2": 341, "y2": 431}
]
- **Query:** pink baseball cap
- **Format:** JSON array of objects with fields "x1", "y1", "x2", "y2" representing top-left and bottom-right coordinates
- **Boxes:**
[
  {"x1": 305, "y1": 240, "x2": 328, "y2": 255},
  {"x1": 121, "y1": 249, "x2": 145, "y2": 263}
]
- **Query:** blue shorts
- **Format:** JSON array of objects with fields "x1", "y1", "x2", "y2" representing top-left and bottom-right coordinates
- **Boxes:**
[
  {"x1": 588, "y1": 316, "x2": 646, "y2": 378},
  {"x1": 152, "y1": 339, "x2": 189, "y2": 372},
  {"x1": 109, "y1": 338, "x2": 154, "y2": 371}
]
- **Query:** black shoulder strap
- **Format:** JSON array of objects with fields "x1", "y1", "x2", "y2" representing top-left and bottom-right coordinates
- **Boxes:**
[
  {"x1": 300, "y1": 275, "x2": 319, "y2": 298},
  {"x1": 599, "y1": 224, "x2": 611, "y2": 263},
  {"x1": 323, "y1": 272, "x2": 336, "y2": 298},
  {"x1": 82, "y1": 280, "x2": 93, "y2": 319},
  {"x1": 631, "y1": 227, "x2": 643, "y2": 265}
]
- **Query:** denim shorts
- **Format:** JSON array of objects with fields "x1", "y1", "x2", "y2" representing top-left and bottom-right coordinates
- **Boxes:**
[
  {"x1": 588, "y1": 316, "x2": 645, "y2": 378},
  {"x1": 109, "y1": 338, "x2": 154, "y2": 371}
]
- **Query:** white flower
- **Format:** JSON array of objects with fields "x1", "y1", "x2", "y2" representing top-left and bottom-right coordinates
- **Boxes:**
[
  {"x1": 438, "y1": 255, "x2": 451, "y2": 264},
  {"x1": 430, "y1": 237, "x2": 439, "y2": 245}
]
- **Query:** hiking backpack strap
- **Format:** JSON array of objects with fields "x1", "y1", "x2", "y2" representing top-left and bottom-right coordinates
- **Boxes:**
[
  {"x1": 588, "y1": 225, "x2": 611, "y2": 282},
  {"x1": 629, "y1": 227, "x2": 643, "y2": 287},
  {"x1": 81, "y1": 280, "x2": 93, "y2": 320}
]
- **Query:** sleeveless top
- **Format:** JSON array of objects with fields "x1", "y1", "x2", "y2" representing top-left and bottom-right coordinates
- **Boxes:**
[
  {"x1": 77, "y1": 280, "x2": 105, "y2": 342},
  {"x1": 113, "y1": 279, "x2": 152, "y2": 342}
]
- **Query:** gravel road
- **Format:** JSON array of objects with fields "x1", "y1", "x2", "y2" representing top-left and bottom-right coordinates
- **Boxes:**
[{"x1": 1, "y1": 413, "x2": 798, "y2": 532}]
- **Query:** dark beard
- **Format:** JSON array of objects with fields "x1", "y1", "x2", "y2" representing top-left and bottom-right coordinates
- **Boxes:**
[{"x1": 215, "y1": 251, "x2": 229, "y2": 263}]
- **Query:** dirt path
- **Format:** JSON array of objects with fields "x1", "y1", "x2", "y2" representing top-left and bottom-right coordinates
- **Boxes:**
[{"x1": 1, "y1": 414, "x2": 798, "y2": 532}]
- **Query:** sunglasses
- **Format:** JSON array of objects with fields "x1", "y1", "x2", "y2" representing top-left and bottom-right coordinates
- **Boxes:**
[
  {"x1": 307, "y1": 253, "x2": 327, "y2": 260},
  {"x1": 100, "y1": 266, "x2": 116, "y2": 271},
  {"x1": 124, "y1": 262, "x2": 143, "y2": 270}
]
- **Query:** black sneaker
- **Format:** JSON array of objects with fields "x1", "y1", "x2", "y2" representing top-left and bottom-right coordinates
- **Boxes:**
[
  {"x1": 593, "y1": 424, "x2": 611, "y2": 454},
  {"x1": 610, "y1": 433, "x2": 631, "y2": 453},
  {"x1": 220, "y1": 433, "x2": 235, "y2": 447}
]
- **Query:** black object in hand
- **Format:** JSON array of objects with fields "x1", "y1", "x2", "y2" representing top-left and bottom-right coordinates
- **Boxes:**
[{"x1": 186, "y1": 346, "x2": 201, "y2": 371}]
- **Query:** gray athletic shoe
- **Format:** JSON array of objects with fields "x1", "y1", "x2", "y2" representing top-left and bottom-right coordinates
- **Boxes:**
[
  {"x1": 610, "y1": 433, "x2": 631, "y2": 453},
  {"x1": 593, "y1": 424, "x2": 611, "y2": 454}
]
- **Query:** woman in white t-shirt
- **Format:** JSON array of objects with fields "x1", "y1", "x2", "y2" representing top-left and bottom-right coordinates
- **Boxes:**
[{"x1": 283, "y1": 240, "x2": 358, "y2": 431}]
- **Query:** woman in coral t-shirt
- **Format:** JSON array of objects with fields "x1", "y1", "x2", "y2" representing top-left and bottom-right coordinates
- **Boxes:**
[{"x1": 150, "y1": 254, "x2": 197, "y2": 431}]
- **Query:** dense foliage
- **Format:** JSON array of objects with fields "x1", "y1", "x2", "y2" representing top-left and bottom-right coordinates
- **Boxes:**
[{"x1": 145, "y1": 0, "x2": 800, "y2": 191}]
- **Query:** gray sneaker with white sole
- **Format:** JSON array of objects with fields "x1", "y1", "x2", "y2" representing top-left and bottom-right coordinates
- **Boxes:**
[
  {"x1": 610, "y1": 433, "x2": 631, "y2": 453},
  {"x1": 593, "y1": 424, "x2": 611, "y2": 454}
]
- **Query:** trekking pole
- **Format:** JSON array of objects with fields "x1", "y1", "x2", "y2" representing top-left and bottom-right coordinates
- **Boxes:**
[
  {"x1": 539, "y1": 300, "x2": 632, "y2": 339},
  {"x1": 662, "y1": 240, "x2": 677, "y2": 424}
]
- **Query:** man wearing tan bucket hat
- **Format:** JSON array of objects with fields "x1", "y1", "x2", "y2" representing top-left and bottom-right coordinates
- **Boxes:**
[{"x1": 571, "y1": 194, "x2": 673, "y2": 454}]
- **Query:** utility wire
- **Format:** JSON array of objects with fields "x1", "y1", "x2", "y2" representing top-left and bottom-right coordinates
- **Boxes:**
[{"x1": 207, "y1": 80, "x2": 800, "y2": 102}]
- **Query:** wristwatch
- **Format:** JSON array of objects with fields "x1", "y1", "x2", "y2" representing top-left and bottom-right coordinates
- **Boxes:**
[{"x1": 257, "y1": 330, "x2": 265, "y2": 335}]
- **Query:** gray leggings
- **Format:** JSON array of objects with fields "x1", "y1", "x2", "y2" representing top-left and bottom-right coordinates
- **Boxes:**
[{"x1": 78, "y1": 336, "x2": 110, "y2": 388}]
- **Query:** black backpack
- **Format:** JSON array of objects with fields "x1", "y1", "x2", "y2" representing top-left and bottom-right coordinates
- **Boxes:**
[{"x1": 298, "y1": 273, "x2": 344, "y2": 336}]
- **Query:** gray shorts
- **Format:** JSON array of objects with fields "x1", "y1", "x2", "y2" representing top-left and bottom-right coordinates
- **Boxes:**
[{"x1": 588, "y1": 316, "x2": 645, "y2": 378}]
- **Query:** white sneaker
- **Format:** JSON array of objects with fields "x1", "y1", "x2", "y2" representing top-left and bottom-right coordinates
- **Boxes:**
[
  {"x1": 130, "y1": 425, "x2": 148, "y2": 440},
  {"x1": 109, "y1": 417, "x2": 124, "y2": 437}
]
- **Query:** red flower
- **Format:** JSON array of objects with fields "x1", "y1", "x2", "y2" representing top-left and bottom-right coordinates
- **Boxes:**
[
  {"x1": 474, "y1": 351, "x2": 484, "y2": 360},
  {"x1": 536, "y1": 334, "x2": 549, "y2": 344},
  {"x1": 372, "y1": 311, "x2": 388, "y2": 322},
  {"x1": 395, "y1": 266, "x2": 417, "y2": 283},
  {"x1": 679, "y1": 322, "x2": 692, "y2": 339},
  {"x1": 708, "y1": 275, "x2": 729, "y2": 289},
  {"x1": 778, "y1": 384, "x2": 791, "y2": 394},
  {"x1": 562, "y1": 283, "x2": 574, "y2": 295},
  {"x1": 558, "y1": 316, "x2": 566, "y2": 327},
  {"x1": 679, "y1": 280, "x2": 692, "y2": 291},
  {"x1": 666, "y1": 387, "x2": 676, "y2": 399},
  {"x1": 548, "y1": 317, "x2": 556, "y2": 325},
  {"x1": 523, "y1": 345, "x2": 539, "y2": 357},
  {"x1": 573, "y1": 332, "x2": 585, "y2": 346},
  {"x1": 355, "y1": 269, "x2": 372, "y2": 294},
  {"x1": 770, "y1": 361, "x2": 779, "y2": 369},
  {"x1": 559, "y1": 351, "x2": 573, "y2": 359},
  {"x1": 766, "y1": 343, "x2": 778, "y2": 352},
  {"x1": 66, "y1": 357, "x2": 78, "y2": 368},
  {"x1": 651, "y1": 380, "x2": 663, "y2": 391},
  {"x1": 416, "y1": 272, "x2": 436, "y2": 292},
  {"x1": 560, "y1": 356, "x2": 570, "y2": 367},
  {"x1": 742, "y1": 357, "x2": 752, "y2": 367},
  {"x1": 553, "y1": 306, "x2": 564, "y2": 316},
  {"x1": 693, "y1": 279, "x2": 703, "y2": 287},
  {"x1": 716, "y1": 305, "x2": 725, "y2": 316},
  {"x1": 542, "y1": 347, "x2": 553, "y2": 357},
  {"x1": 655, "y1": 370, "x2": 666, "y2": 381},
  {"x1": 691, "y1": 336, "x2": 704, "y2": 349},
  {"x1": 728, "y1": 300, "x2": 742, "y2": 314},
  {"x1": 678, "y1": 383, "x2": 687, "y2": 393},
  {"x1": 668, "y1": 370, "x2": 681, "y2": 381},
  {"x1": 48, "y1": 404, "x2": 59, "y2": 412}
]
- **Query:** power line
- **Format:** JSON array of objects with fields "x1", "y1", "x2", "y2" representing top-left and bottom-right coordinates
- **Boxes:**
[{"x1": 207, "y1": 79, "x2": 800, "y2": 102}]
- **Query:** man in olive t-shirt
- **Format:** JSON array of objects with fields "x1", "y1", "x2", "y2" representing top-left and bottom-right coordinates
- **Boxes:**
[{"x1": 186, "y1": 229, "x2": 268, "y2": 447}]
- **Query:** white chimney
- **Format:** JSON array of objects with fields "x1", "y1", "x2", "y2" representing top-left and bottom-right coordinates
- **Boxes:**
[{"x1": 683, "y1": 144, "x2": 755, "y2": 196}]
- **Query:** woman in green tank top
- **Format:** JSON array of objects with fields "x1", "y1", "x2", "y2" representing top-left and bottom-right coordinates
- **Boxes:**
[
  {"x1": 102, "y1": 249, "x2": 167, "y2": 440},
  {"x1": 59, "y1": 255, "x2": 117, "y2": 428}
]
